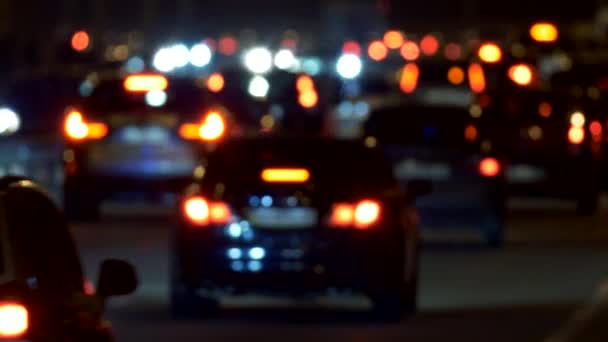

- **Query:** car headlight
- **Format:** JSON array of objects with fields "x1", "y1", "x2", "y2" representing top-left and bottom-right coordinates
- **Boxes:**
[{"x1": 0, "y1": 108, "x2": 20, "y2": 135}]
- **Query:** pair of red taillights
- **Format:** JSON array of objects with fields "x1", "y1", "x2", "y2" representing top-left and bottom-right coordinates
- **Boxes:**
[
  {"x1": 182, "y1": 196, "x2": 382, "y2": 230},
  {"x1": 63, "y1": 110, "x2": 227, "y2": 142}
]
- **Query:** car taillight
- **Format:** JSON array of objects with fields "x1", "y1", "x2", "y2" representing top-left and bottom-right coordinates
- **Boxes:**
[
  {"x1": 0, "y1": 302, "x2": 28, "y2": 338},
  {"x1": 183, "y1": 196, "x2": 232, "y2": 226},
  {"x1": 64, "y1": 110, "x2": 108, "y2": 141},
  {"x1": 179, "y1": 111, "x2": 226, "y2": 142},
  {"x1": 479, "y1": 157, "x2": 501, "y2": 177},
  {"x1": 329, "y1": 200, "x2": 381, "y2": 229}
]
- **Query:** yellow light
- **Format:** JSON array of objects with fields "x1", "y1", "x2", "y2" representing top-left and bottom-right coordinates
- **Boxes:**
[
  {"x1": 528, "y1": 125, "x2": 543, "y2": 140},
  {"x1": 368, "y1": 40, "x2": 388, "y2": 61},
  {"x1": 299, "y1": 90, "x2": 318, "y2": 108},
  {"x1": 0, "y1": 303, "x2": 28, "y2": 338},
  {"x1": 330, "y1": 204, "x2": 355, "y2": 227},
  {"x1": 384, "y1": 30, "x2": 405, "y2": 49},
  {"x1": 64, "y1": 111, "x2": 89, "y2": 140},
  {"x1": 568, "y1": 126, "x2": 585, "y2": 144},
  {"x1": 296, "y1": 75, "x2": 315, "y2": 92},
  {"x1": 87, "y1": 122, "x2": 108, "y2": 139},
  {"x1": 260, "y1": 114, "x2": 275, "y2": 129},
  {"x1": 199, "y1": 112, "x2": 226, "y2": 141},
  {"x1": 207, "y1": 73, "x2": 224, "y2": 93},
  {"x1": 447, "y1": 66, "x2": 465, "y2": 85},
  {"x1": 183, "y1": 197, "x2": 209, "y2": 225},
  {"x1": 478, "y1": 43, "x2": 502, "y2": 63},
  {"x1": 261, "y1": 168, "x2": 310, "y2": 183},
  {"x1": 508, "y1": 64, "x2": 533, "y2": 86},
  {"x1": 123, "y1": 74, "x2": 168, "y2": 92},
  {"x1": 400, "y1": 63, "x2": 419, "y2": 94},
  {"x1": 570, "y1": 112, "x2": 586, "y2": 127},
  {"x1": 354, "y1": 200, "x2": 381, "y2": 228},
  {"x1": 530, "y1": 22, "x2": 559, "y2": 43}
]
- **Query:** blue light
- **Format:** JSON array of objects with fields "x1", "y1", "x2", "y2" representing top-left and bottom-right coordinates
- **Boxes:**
[
  {"x1": 261, "y1": 195, "x2": 273, "y2": 207},
  {"x1": 286, "y1": 196, "x2": 298, "y2": 207},
  {"x1": 247, "y1": 260, "x2": 263, "y2": 272},
  {"x1": 227, "y1": 248, "x2": 242, "y2": 259},
  {"x1": 227, "y1": 223, "x2": 242, "y2": 238},
  {"x1": 125, "y1": 56, "x2": 145, "y2": 73},
  {"x1": 231, "y1": 261, "x2": 245, "y2": 272},
  {"x1": 249, "y1": 247, "x2": 266, "y2": 260},
  {"x1": 248, "y1": 196, "x2": 260, "y2": 207},
  {"x1": 424, "y1": 126, "x2": 438, "y2": 139}
]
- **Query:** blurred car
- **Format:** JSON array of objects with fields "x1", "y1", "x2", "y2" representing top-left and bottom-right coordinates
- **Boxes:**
[
  {"x1": 475, "y1": 87, "x2": 602, "y2": 214},
  {"x1": 362, "y1": 100, "x2": 507, "y2": 246},
  {"x1": 0, "y1": 176, "x2": 137, "y2": 341},
  {"x1": 62, "y1": 72, "x2": 231, "y2": 219},
  {"x1": 171, "y1": 137, "x2": 428, "y2": 320}
]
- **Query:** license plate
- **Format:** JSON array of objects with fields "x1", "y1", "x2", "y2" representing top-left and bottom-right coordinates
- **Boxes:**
[
  {"x1": 394, "y1": 159, "x2": 452, "y2": 181},
  {"x1": 119, "y1": 126, "x2": 170, "y2": 144},
  {"x1": 507, "y1": 164, "x2": 546, "y2": 183},
  {"x1": 246, "y1": 208, "x2": 318, "y2": 229}
]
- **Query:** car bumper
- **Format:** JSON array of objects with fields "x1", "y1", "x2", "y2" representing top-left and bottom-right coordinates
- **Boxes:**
[{"x1": 173, "y1": 222, "x2": 414, "y2": 294}]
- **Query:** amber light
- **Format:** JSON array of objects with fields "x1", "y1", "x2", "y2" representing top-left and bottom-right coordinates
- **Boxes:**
[
  {"x1": 183, "y1": 196, "x2": 232, "y2": 226},
  {"x1": 207, "y1": 73, "x2": 225, "y2": 93},
  {"x1": 0, "y1": 302, "x2": 28, "y2": 338},
  {"x1": 400, "y1": 41, "x2": 420, "y2": 61},
  {"x1": 299, "y1": 90, "x2": 318, "y2": 108},
  {"x1": 530, "y1": 22, "x2": 559, "y2": 43},
  {"x1": 479, "y1": 157, "x2": 501, "y2": 177},
  {"x1": 478, "y1": 43, "x2": 502, "y2": 63},
  {"x1": 400, "y1": 63, "x2": 419, "y2": 94},
  {"x1": 368, "y1": 40, "x2": 388, "y2": 61},
  {"x1": 329, "y1": 200, "x2": 382, "y2": 229},
  {"x1": 123, "y1": 74, "x2": 168, "y2": 92},
  {"x1": 508, "y1": 64, "x2": 534, "y2": 86},
  {"x1": 447, "y1": 66, "x2": 465, "y2": 85},
  {"x1": 261, "y1": 168, "x2": 310, "y2": 183},
  {"x1": 384, "y1": 31, "x2": 405, "y2": 49},
  {"x1": 296, "y1": 75, "x2": 315, "y2": 92},
  {"x1": 179, "y1": 111, "x2": 226, "y2": 142},
  {"x1": 468, "y1": 63, "x2": 486, "y2": 93},
  {"x1": 64, "y1": 111, "x2": 108, "y2": 141}
]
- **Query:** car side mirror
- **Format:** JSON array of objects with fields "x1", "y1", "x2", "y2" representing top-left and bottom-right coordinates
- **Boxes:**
[
  {"x1": 97, "y1": 259, "x2": 138, "y2": 298},
  {"x1": 406, "y1": 180, "x2": 433, "y2": 200}
]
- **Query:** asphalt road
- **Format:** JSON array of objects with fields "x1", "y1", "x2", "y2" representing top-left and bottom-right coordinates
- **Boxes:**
[{"x1": 70, "y1": 199, "x2": 608, "y2": 342}]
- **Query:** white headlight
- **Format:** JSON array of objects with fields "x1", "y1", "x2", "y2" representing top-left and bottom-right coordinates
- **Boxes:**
[
  {"x1": 248, "y1": 76, "x2": 270, "y2": 98},
  {"x1": 244, "y1": 47, "x2": 273, "y2": 74},
  {"x1": 145, "y1": 90, "x2": 168, "y2": 107},
  {"x1": 274, "y1": 49, "x2": 297, "y2": 70},
  {"x1": 170, "y1": 44, "x2": 190, "y2": 68},
  {"x1": 0, "y1": 108, "x2": 20, "y2": 135},
  {"x1": 189, "y1": 43, "x2": 212, "y2": 67},
  {"x1": 152, "y1": 48, "x2": 175, "y2": 73},
  {"x1": 336, "y1": 54, "x2": 363, "y2": 79}
]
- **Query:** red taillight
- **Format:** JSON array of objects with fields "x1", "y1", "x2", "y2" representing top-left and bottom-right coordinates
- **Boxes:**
[
  {"x1": 329, "y1": 200, "x2": 381, "y2": 229},
  {"x1": 0, "y1": 302, "x2": 28, "y2": 338},
  {"x1": 479, "y1": 157, "x2": 501, "y2": 177},
  {"x1": 183, "y1": 196, "x2": 232, "y2": 226},
  {"x1": 64, "y1": 110, "x2": 108, "y2": 141}
]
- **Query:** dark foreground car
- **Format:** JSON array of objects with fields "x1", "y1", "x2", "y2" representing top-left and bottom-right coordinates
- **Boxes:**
[
  {"x1": 0, "y1": 176, "x2": 137, "y2": 341},
  {"x1": 171, "y1": 138, "x2": 429, "y2": 320}
]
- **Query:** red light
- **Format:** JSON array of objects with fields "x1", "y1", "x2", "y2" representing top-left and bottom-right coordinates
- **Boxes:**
[
  {"x1": 478, "y1": 94, "x2": 492, "y2": 108},
  {"x1": 420, "y1": 34, "x2": 439, "y2": 56},
  {"x1": 342, "y1": 40, "x2": 361, "y2": 56},
  {"x1": 444, "y1": 43, "x2": 462, "y2": 60},
  {"x1": 71, "y1": 31, "x2": 90, "y2": 52},
  {"x1": 400, "y1": 41, "x2": 420, "y2": 61},
  {"x1": 468, "y1": 63, "x2": 486, "y2": 93},
  {"x1": 591, "y1": 120, "x2": 603, "y2": 136},
  {"x1": 204, "y1": 38, "x2": 217, "y2": 51},
  {"x1": 368, "y1": 40, "x2": 388, "y2": 61},
  {"x1": 281, "y1": 38, "x2": 298, "y2": 50},
  {"x1": 479, "y1": 157, "x2": 501, "y2": 177},
  {"x1": 219, "y1": 36, "x2": 239, "y2": 56}
]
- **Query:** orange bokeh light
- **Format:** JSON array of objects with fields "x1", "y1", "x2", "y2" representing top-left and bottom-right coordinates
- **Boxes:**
[
  {"x1": 368, "y1": 40, "x2": 388, "y2": 61},
  {"x1": 400, "y1": 41, "x2": 420, "y2": 61},
  {"x1": 384, "y1": 30, "x2": 405, "y2": 49},
  {"x1": 420, "y1": 34, "x2": 439, "y2": 56}
]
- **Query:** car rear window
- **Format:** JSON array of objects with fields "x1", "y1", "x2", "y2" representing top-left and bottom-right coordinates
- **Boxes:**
[{"x1": 203, "y1": 139, "x2": 396, "y2": 188}]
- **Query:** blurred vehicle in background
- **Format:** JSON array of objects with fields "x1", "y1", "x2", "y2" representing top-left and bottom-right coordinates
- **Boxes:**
[
  {"x1": 0, "y1": 176, "x2": 137, "y2": 341},
  {"x1": 62, "y1": 72, "x2": 231, "y2": 220},
  {"x1": 171, "y1": 137, "x2": 428, "y2": 320}
]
